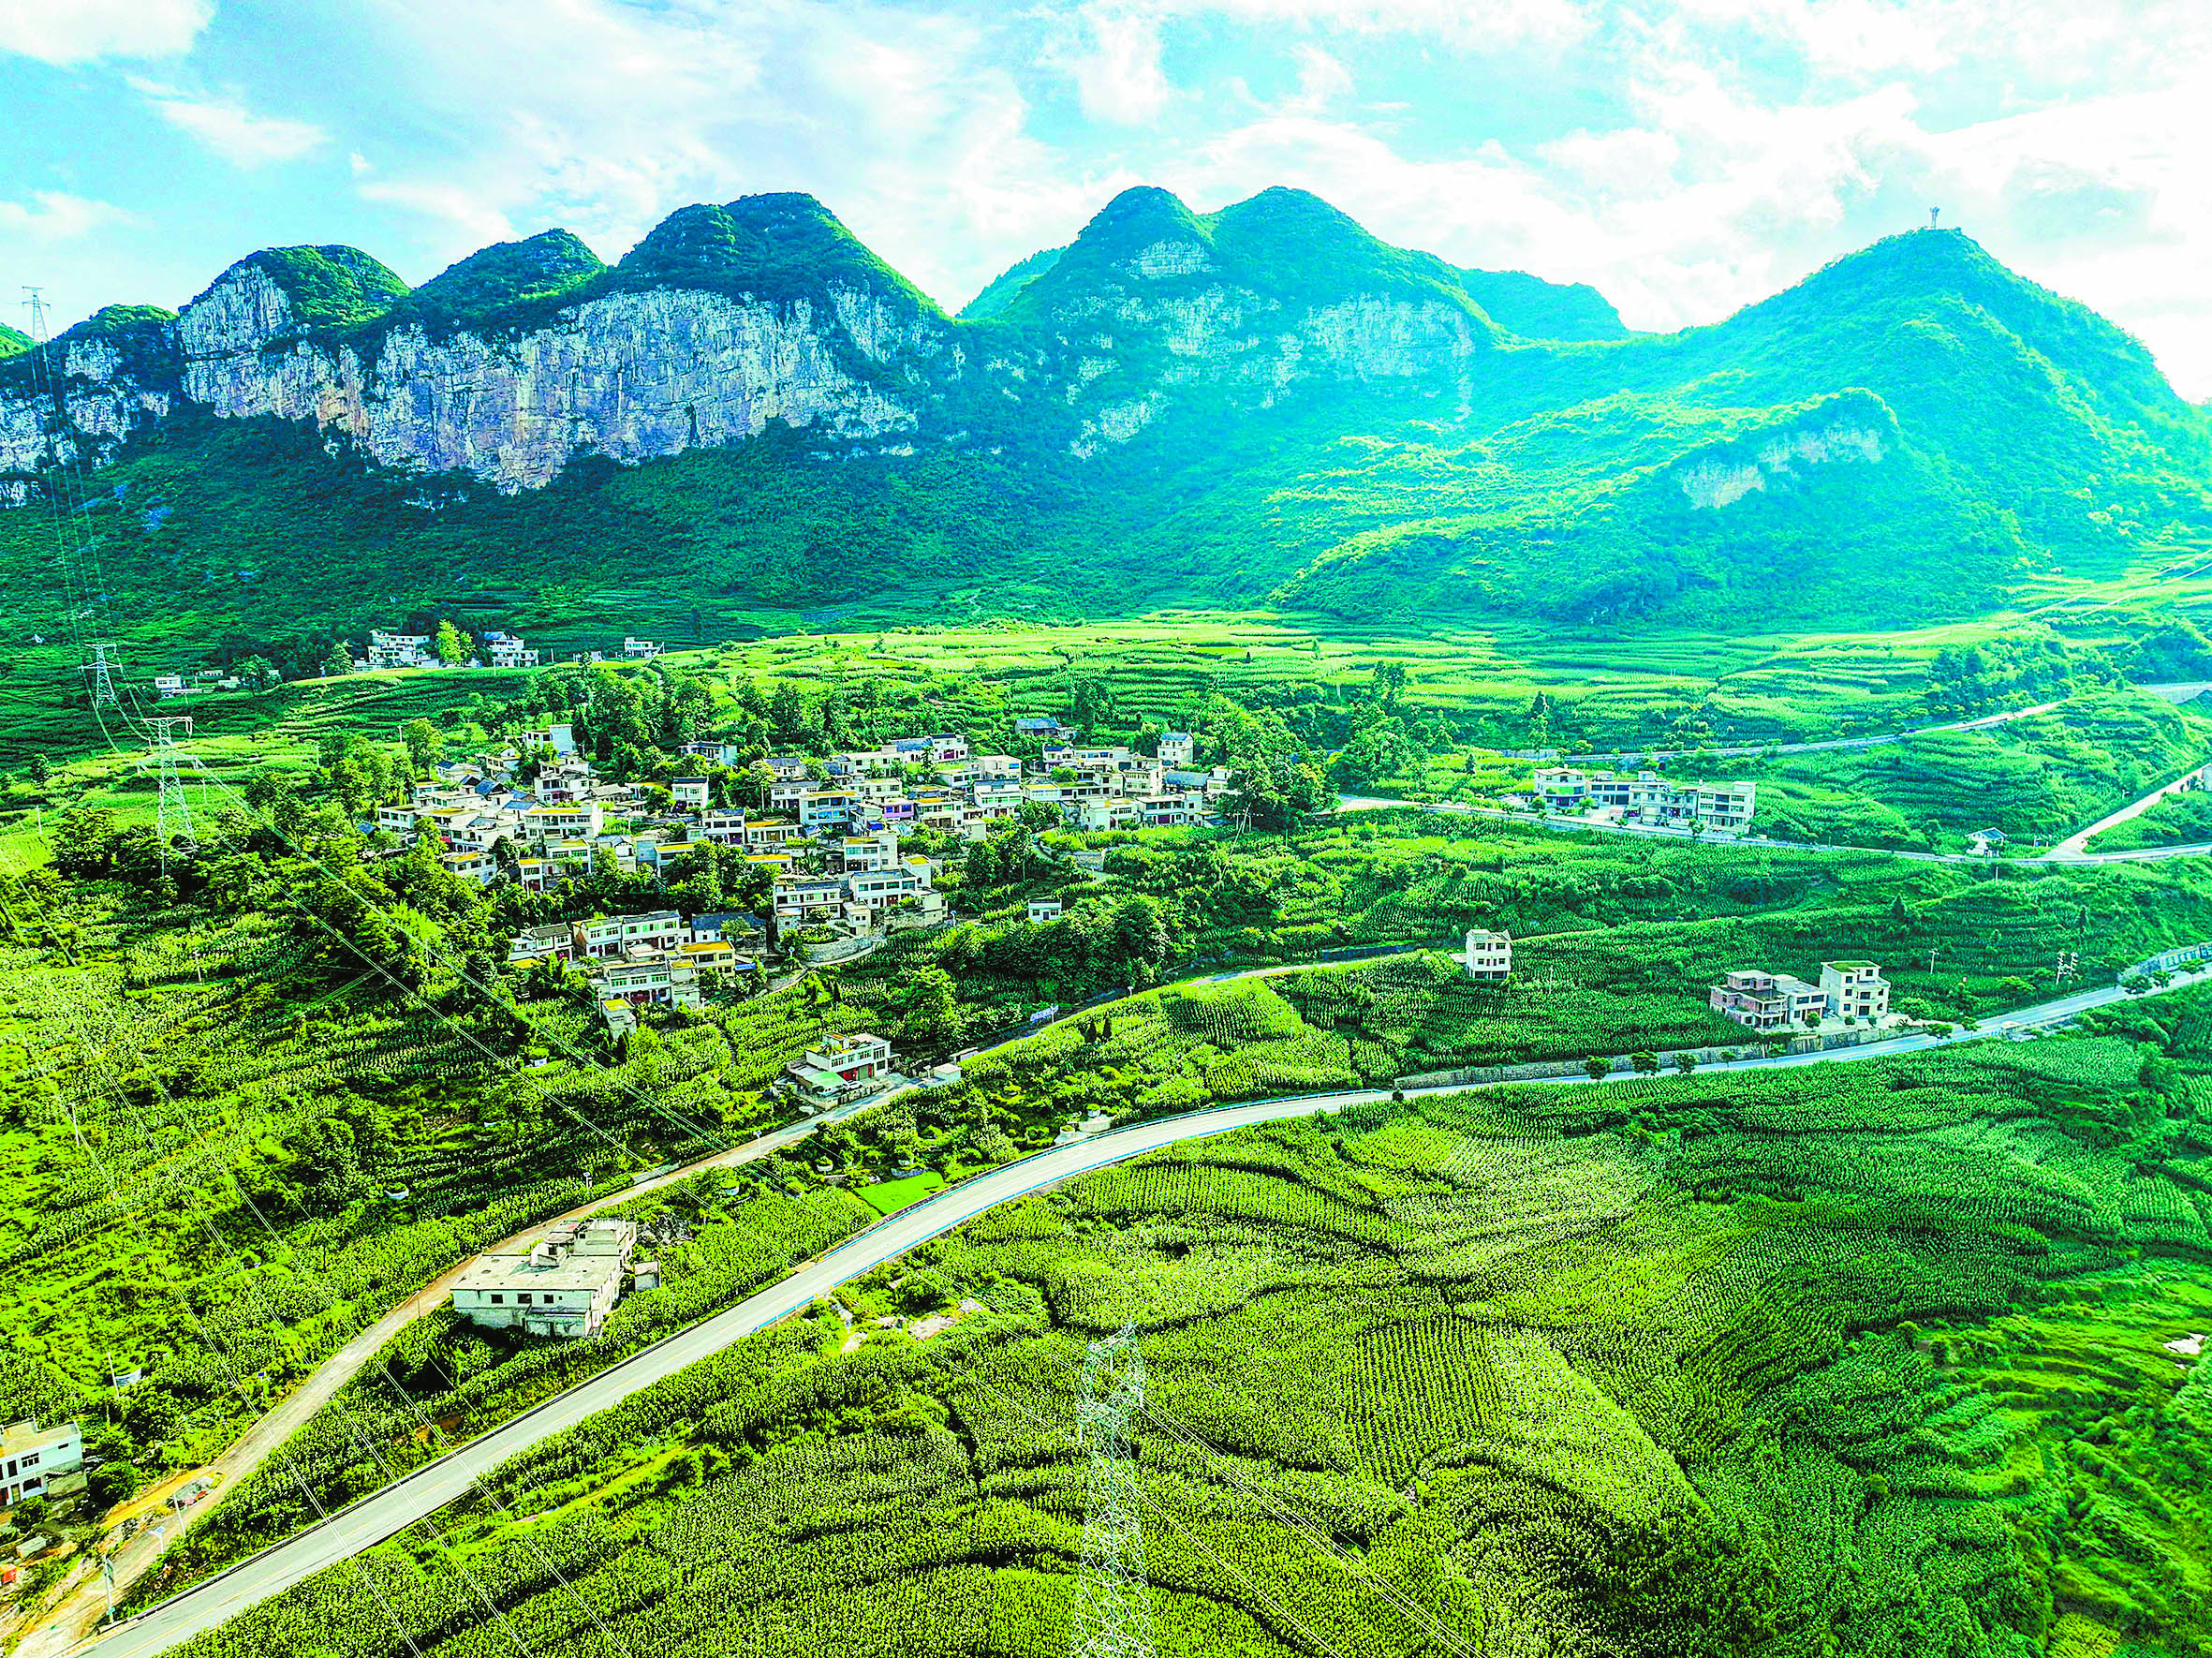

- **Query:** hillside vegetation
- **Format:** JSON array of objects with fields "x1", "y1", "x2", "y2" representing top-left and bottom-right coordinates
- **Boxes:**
[{"x1": 4, "y1": 187, "x2": 2206, "y2": 657}]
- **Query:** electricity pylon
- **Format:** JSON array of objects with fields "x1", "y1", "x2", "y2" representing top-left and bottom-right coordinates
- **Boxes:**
[
  {"x1": 85, "y1": 641, "x2": 121, "y2": 708},
  {"x1": 1072, "y1": 1325, "x2": 1155, "y2": 1658},
  {"x1": 145, "y1": 716, "x2": 196, "y2": 866}
]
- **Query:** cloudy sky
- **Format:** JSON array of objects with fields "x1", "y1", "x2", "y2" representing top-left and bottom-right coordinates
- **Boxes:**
[{"x1": 3, "y1": 0, "x2": 2208, "y2": 394}]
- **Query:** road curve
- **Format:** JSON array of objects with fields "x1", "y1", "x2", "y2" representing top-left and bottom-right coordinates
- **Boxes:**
[{"x1": 80, "y1": 956, "x2": 2212, "y2": 1658}]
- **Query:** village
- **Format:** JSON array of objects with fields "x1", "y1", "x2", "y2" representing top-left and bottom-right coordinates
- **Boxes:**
[{"x1": 360, "y1": 705, "x2": 1231, "y2": 1040}]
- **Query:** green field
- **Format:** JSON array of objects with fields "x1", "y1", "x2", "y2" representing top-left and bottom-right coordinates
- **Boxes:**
[{"x1": 157, "y1": 1002, "x2": 2212, "y2": 1658}]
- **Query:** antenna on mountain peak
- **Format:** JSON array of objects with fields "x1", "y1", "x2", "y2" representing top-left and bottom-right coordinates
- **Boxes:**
[{"x1": 1929, "y1": 207, "x2": 1941, "y2": 229}]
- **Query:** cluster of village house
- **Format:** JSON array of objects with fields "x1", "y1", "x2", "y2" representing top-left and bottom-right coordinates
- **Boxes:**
[
  {"x1": 364, "y1": 717, "x2": 1221, "y2": 1030},
  {"x1": 151, "y1": 629, "x2": 667, "y2": 698},
  {"x1": 354, "y1": 629, "x2": 671, "y2": 673},
  {"x1": 1523, "y1": 766, "x2": 1758, "y2": 831}
]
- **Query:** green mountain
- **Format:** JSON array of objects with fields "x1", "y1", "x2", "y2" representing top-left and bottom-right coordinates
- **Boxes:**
[
  {"x1": 0, "y1": 324, "x2": 28, "y2": 359},
  {"x1": 0, "y1": 185, "x2": 2204, "y2": 659},
  {"x1": 1453, "y1": 265, "x2": 1627, "y2": 341},
  {"x1": 958, "y1": 245, "x2": 1064, "y2": 318}
]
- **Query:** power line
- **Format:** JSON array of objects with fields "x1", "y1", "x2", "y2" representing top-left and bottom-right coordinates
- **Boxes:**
[{"x1": 0, "y1": 847, "x2": 632, "y2": 1658}]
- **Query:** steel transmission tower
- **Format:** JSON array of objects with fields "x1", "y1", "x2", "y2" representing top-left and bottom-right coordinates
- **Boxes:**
[
  {"x1": 84, "y1": 641, "x2": 121, "y2": 708},
  {"x1": 145, "y1": 717, "x2": 196, "y2": 865},
  {"x1": 1072, "y1": 1325, "x2": 1155, "y2": 1658}
]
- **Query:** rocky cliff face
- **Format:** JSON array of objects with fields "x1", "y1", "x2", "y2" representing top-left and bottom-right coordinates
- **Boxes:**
[{"x1": 0, "y1": 186, "x2": 1524, "y2": 503}]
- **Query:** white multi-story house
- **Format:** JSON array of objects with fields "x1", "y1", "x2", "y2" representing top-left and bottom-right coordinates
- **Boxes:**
[
  {"x1": 1027, "y1": 898, "x2": 1064, "y2": 923},
  {"x1": 520, "y1": 721, "x2": 577, "y2": 757},
  {"x1": 375, "y1": 805, "x2": 420, "y2": 839},
  {"x1": 440, "y1": 849, "x2": 498, "y2": 886},
  {"x1": 1820, "y1": 961, "x2": 1890, "y2": 1020},
  {"x1": 1710, "y1": 969, "x2": 1828, "y2": 1031},
  {"x1": 485, "y1": 631, "x2": 539, "y2": 670},
  {"x1": 671, "y1": 777, "x2": 709, "y2": 809},
  {"x1": 846, "y1": 867, "x2": 928, "y2": 911},
  {"x1": 524, "y1": 802, "x2": 604, "y2": 845},
  {"x1": 508, "y1": 923, "x2": 577, "y2": 963},
  {"x1": 368, "y1": 629, "x2": 435, "y2": 670},
  {"x1": 1076, "y1": 799, "x2": 1140, "y2": 832},
  {"x1": 1464, "y1": 928, "x2": 1512, "y2": 981},
  {"x1": 2, "y1": 1418, "x2": 83, "y2": 1509},
  {"x1": 773, "y1": 876, "x2": 845, "y2": 923},
  {"x1": 1534, "y1": 767, "x2": 1757, "y2": 831},
  {"x1": 596, "y1": 956, "x2": 702, "y2": 1009},
  {"x1": 1157, "y1": 731, "x2": 1195, "y2": 766},
  {"x1": 839, "y1": 829, "x2": 902, "y2": 873},
  {"x1": 701, "y1": 807, "x2": 750, "y2": 845},
  {"x1": 572, "y1": 910, "x2": 686, "y2": 959},
  {"x1": 785, "y1": 1032, "x2": 898, "y2": 1110},
  {"x1": 623, "y1": 636, "x2": 663, "y2": 660},
  {"x1": 450, "y1": 1220, "x2": 637, "y2": 1339},
  {"x1": 154, "y1": 674, "x2": 186, "y2": 698}
]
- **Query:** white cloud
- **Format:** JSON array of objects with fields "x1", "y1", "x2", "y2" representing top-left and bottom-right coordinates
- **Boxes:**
[
  {"x1": 130, "y1": 80, "x2": 328, "y2": 167},
  {"x1": 357, "y1": 178, "x2": 516, "y2": 247},
  {"x1": 1052, "y1": 6, "x2": 1174, "y2": 126},
  {"x1": 0, "y1": 190, "x2": 127, "y2": 242},
  {"x1": 0, "y1": 0, "x2": 210, "y2": 65},
  {"x1": 1161, "y1": 0, "x2": 1592, "y2": 50}
]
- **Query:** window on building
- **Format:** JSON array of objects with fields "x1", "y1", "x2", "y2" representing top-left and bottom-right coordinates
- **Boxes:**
[{"x1": 490, "y1": 1293, "x2": 504, "y2": 1304}]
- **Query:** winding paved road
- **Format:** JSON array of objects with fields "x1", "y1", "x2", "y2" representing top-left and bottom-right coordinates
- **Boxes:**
[{"x1": 78, "y1": 958, "x2": 2212, "y2": 1658}]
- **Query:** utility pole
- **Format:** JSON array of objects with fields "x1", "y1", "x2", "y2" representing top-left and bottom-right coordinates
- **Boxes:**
[
  {"x1": 1071, "y1": 1325, "x2": 1154, "y2": 1658},
  {"x1": 145, "y1": 716, "x2": 196, "y2": 866},
  {"x1": 100, "y1": 1549, "x2": 117, "y2": 1626}
]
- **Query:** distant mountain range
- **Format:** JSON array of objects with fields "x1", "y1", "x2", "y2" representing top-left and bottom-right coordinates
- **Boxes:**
[{"x1": 2, "y1": 185, "x2": 2205, "y2": 645}]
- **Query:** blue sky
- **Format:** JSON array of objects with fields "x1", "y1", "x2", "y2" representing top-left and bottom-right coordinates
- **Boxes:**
[{"x1": 4, "y1": 0, "x2": 2209, "y2": 394}]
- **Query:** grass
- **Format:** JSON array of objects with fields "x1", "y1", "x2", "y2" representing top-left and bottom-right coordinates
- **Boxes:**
[{"x1": 856, "y1": 1171, "x2": 946, "y2": 1216}]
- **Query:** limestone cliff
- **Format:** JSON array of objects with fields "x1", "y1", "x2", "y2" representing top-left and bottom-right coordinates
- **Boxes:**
[{"x1": 0, "y1": 186, "x2": 1534, "y2": 502}]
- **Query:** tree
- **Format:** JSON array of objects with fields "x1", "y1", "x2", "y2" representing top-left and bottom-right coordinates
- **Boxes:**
[
  {"x1": 321, "y1": 641, "x2": 353, "y2": 678},
  {"x1": 28, "y1": 753, "x2": 52, "y2": 785},
  {"x1": 402, "y1": 718, "x2": 444, "y2": 775},
  {"x1": 1584, "y1": 1056, "x2": 1611, "y2": 1082},
  {"x1": 1672, "y1": 1051, "x2": 1699, "y2": 1077},
  {"x1": 434, "y1": 619, "x2": 470, "y2": 666},
  {"x1": 1630, "y1": 1050, "x2": 1659, "y2": 1076},
  {"x1": 902, "y1": 966, "x2": 964, "y2": 1052}
]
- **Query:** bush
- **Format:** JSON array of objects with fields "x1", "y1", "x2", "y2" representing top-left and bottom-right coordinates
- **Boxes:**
[{"x1": 89, "y1": 1462, "x2": 143, "y2": 1510}]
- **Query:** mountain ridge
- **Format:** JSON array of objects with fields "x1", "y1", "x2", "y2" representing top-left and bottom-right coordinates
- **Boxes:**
[{"x1": 1, "y1": 185, "x2": 2205, "y2": 643}]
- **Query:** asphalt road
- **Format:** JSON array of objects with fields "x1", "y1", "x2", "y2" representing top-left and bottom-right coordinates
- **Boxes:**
[{"x1": 80, "y1": 958, "x2": 2212, "y2": 1658}]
